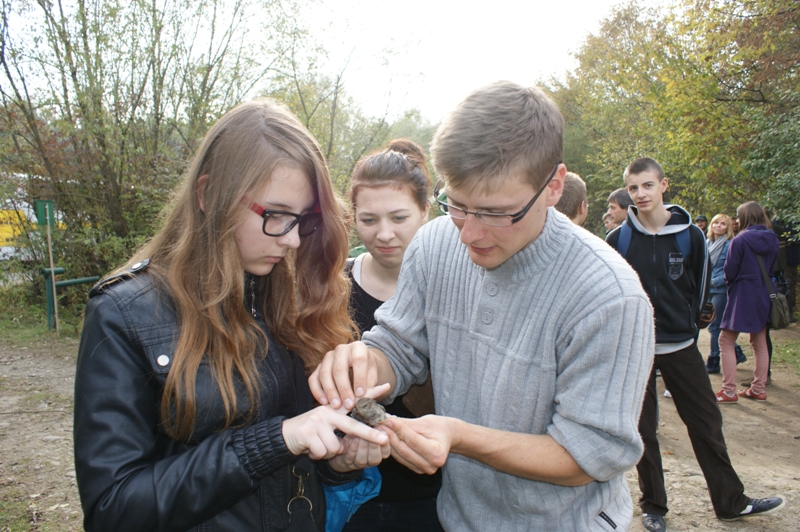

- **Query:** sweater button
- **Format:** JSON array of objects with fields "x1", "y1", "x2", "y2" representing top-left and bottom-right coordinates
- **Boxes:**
[
  {"x1": 481, "y1": 312, "x2": 493, "y2": 324},
  {"x1": 157, "y1": 355, "x2": 170, "y2": 366},
  {"x1": 486, "y1": 284, "x2": 498, "y2": 296}
]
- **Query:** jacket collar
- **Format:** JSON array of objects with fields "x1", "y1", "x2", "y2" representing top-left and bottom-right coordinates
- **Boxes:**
[{"x1": 627, "y1": 204, "x2": 692, "y2": 236}]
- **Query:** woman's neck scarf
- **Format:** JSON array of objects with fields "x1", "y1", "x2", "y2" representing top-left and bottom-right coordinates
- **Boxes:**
[{"x1": 708, "y1": 236, "x2": 728, "y2": 266}]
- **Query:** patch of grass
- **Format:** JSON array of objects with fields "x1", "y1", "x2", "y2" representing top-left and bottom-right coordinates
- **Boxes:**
[
  {"x1": 0, "y1": 315, "x2": 53, "y2": 344},
  {"x1": 19, "y1": 391, "x2": 71, "y2": 410},
  {"x1": 0, "y1": 281, "x2": 86, "y2": 347},
  {"x1": 41, "y1": 514, "x2": 83, "y2": 532},
  {"x1": 0, "y1": 486, "x2": 33, "y2": 532},
  {"x1": 0, "y1": 376, "x2": 13, "y2": 393},
  {"x1": 772, "y1": 336, "x2": 800, "y2": 375},
  {"x1": 0, "y1": 313, "x2": 83, "y2": 351},
  {"x1": 0, "y1": 463, "x2": 81, "y2": 532}
]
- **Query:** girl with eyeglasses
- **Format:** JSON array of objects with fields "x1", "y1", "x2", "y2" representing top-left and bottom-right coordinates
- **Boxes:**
[
  {"x1": 73, "y1": 99, "x2": 389, "y2": 532},
  {"x1": 343, "y1": 139, "x2": 443, "y2": 532}
]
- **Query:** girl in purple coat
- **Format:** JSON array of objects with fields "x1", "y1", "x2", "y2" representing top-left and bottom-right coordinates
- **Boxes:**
[{"x1": 717, "y1": 202, "x2": 779, "y2": 403}]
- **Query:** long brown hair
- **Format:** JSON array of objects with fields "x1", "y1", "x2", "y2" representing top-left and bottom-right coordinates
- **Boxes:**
[
  {"x1": 117, "y1": 99, "x2": 355, "y2": 440},
  {"x1": 736, "y1": 201, "x2": 770, "y2": 232}
]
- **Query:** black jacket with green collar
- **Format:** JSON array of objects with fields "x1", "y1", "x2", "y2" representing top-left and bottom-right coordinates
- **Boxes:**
[{"x1": 606, "y1": 205, "x2": 710, "y2": 345}]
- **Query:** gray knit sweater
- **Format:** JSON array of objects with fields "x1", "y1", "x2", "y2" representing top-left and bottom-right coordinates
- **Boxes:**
[{"x1": 362, "y1": 209, "x2": 654, "y2": 531}]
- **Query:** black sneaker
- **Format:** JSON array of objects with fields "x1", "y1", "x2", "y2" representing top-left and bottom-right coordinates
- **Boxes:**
[
  {"x1": 735, "y1": 344, "x2": 747, "y2": 364},
  {"x1": 641, "y1": 513, "x2": 667, "y2": 531},
  {"x1": 720, "y1": 497, "x2": 786, "y2": 521},
  {"x1": 705, "y1": 356, "x2": 720, "y2": 374}
]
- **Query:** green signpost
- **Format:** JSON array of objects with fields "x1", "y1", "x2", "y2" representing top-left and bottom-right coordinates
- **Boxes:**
[{"x1": 34, "y1": 199, "x2": 56, "y2": 227}]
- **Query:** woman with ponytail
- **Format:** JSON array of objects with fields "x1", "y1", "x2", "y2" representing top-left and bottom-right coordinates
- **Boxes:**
[{"x1": 342, "y1": 139, "x2": 443, "y2": 531}]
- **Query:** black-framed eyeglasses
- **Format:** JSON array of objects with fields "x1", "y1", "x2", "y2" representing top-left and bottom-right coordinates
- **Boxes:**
[
  {"x1": 433, "y1": 163, "x2": 561, "y2": 227},
  {"x1": 246, "y1": 199, "x2": 322, "y2": 237}
]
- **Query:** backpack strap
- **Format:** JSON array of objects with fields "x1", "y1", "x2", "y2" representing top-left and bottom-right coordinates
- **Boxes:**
[
  {"x1": 617, "y1": 221, "x2": 632, "y2": 258},
  {"x1": 675, "y1": 227, "x2": 691, "y2": 258},
  {"x1": 616, "y1": 221, "x2": 690, "y2": 259}
]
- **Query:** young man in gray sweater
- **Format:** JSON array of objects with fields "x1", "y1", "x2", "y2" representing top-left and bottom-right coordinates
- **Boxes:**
[{"x1": 309, "y1": 81, "x2": 654, "y2": 531}]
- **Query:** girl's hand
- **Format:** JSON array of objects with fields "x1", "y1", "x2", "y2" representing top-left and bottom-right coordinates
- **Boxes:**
[
  {"x1": 281, "y1": 384, "x2": 392, "y2": 460},
  {"x1": 282, "y1": 406, "x2": 388, "y2": 460}
]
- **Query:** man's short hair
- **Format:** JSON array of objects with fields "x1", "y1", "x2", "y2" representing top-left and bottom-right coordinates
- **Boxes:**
[
  {"x1": 555, "y1": 172, "x2": 586, "y2": 219},
  {"x1": 623, "y1": 157, "x2": 664, "y2": 181},
  {"x1": 602, "y1": 212, "x2": 614, "y2": 222},
  {"x1": 607, "y1": 188, "x2": 634, "y2": 209},
  {"x1": 431, "y1": 81, "x2": 564, "y2": 194}
]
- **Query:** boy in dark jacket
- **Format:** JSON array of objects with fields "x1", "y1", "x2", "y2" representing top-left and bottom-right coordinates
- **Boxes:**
[{"x1": 606, "y1": 158, "x2": 785, "y2": 532}]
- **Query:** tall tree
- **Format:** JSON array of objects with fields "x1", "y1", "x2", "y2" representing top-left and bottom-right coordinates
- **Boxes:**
[
  {"x1": 264, "y1": 52, "x2": 392, "y2": 192},
  {"x1": 0, "y1": 0, "x2": 303, "y2": 273},
  {"x1": 692, "y1": 0, "x2": 800, "y2": 225},
  {"x1": 550, "y1": 0, "x2": 799, "y2": 227}
]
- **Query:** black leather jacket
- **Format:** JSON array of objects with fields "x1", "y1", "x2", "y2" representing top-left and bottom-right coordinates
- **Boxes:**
[{"x1": 74, "y1": 262, "x2": 353, "y2": 531}]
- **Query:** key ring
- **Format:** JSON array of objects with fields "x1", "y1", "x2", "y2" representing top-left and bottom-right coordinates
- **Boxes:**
[
  {"x1": 287, "y1": 494, "x2": 313, "y2": 514},
  {"x1": 292, "y1": 466, "x2": 309, "y2": 482},
  {"x1": 287, "y1": 465, "x2": 313, "y2": 513}
]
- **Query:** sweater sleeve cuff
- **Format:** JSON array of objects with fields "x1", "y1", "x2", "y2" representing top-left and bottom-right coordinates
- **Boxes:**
[
  {"x1": 233, "y1": 416, "x2": 296, "y2": 480},
  {"x1": 316, "y1": 461, "x2": 362, "y2": 486}
]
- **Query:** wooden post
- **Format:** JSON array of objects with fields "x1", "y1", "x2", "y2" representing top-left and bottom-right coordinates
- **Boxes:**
[{"x1": 45, "y1": 204, "x2": 59, "y2": 333}]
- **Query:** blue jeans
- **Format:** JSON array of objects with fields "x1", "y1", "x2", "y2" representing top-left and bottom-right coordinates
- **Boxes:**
[
  {"x1": 708, "y1": 292, "x2": 727, "y2": 358},
  {"x1": 342, "y1": 498, "x2": 443, "y2": 532}
]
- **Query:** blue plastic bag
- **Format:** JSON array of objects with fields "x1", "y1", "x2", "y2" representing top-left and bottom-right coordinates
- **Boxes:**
[{"x1": 323, "y1": 466, "x2": 382, "y2": 532}]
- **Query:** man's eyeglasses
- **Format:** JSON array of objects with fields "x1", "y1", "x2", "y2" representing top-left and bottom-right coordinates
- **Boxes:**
[
  {"x1": 245, "y1": 199, "x2": 322, "y2": 237},
  {"x1": 434, "y1": 163, "x2": 560, "y2": 227}
]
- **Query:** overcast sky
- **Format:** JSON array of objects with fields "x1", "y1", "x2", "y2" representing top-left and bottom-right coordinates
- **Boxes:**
[{"x1": 307, "y1": 0, "x2": 661, "y2": 122}]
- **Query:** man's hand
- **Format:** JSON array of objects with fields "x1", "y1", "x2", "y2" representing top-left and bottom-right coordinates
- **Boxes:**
[
  {"x1": 384, "y1": 415, "x2": 594, "y2": 486},
  {"x1": 309, "y1": 341, "x2": 394, "y2": 410},
  {"x1": 382, "y1": 415, "x2": 459, "y2": 475}
]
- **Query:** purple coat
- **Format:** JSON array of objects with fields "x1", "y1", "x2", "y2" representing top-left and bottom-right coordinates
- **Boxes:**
[{"x1": 721, "y1": 225, "x2": 779, "y2": 333}]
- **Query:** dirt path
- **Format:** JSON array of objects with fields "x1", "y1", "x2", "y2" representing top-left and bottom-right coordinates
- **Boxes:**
[
  {"x1": 628, "y1": 327, "x2": 800, "y2": 531},
  {"x1": 0, "y1": 328, "x2": 798, "y2": 531},
  {"x1": 0, "y1": 336, "x2": 81, "y2": 531}
]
